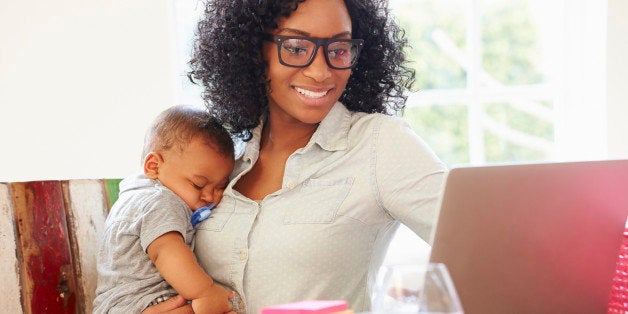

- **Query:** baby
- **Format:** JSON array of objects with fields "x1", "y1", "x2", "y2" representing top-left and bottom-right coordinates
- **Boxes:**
[{"x1": 93, "y1": 105, "x2": 236, "y2": 313}]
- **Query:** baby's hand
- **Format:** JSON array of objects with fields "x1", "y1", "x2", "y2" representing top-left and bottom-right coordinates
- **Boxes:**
[{"x1": 190, "y1": 285, "x2": 236, "y2": 314}]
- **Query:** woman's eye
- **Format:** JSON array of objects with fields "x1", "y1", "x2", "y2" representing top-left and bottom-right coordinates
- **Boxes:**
[
  {"x1": 283, "y1": 45, "x2": 308, "y2": 55},
  {"x1": 329, "y1": 49, "x2": 347, "y2": 58}
]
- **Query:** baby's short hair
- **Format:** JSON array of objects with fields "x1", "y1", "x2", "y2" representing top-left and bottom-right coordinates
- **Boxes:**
[{"x1": 142, "y1": 105, "x2": 234, "y2": 162}]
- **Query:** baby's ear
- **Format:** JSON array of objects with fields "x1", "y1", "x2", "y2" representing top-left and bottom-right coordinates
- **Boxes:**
[{"x1": 143, "y1": 152, "x2": 163, "y2": 179}]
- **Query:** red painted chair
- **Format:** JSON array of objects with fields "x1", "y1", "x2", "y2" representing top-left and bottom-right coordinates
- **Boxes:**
[{"x1": 0, "y1": 179, "x2": 120, "y2": 314}]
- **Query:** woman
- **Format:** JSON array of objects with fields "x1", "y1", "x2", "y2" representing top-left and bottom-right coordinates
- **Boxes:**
[{"x1": 148, "y1": 0, "x2": 446, "y2": 313}]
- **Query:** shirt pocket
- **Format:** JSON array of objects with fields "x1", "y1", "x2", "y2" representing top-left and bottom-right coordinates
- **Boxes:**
[
  {"x1": 283, "y1": 177, "x2": 354, "y2": 224},
  {"x1": 196, "y1": 197, "x2": 235, "y2": 231}
]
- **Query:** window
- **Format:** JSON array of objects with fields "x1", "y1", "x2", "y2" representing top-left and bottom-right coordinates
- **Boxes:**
[{"x1": 391, "y1": 0, "x2": 607, "y2": 166}]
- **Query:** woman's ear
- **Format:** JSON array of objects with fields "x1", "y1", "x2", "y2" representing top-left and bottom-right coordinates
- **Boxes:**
[{"x1": 143, "y1": 152, "x2": 163, "y2": 179}]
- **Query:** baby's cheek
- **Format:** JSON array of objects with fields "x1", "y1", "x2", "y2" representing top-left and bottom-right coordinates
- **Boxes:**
[{"x1": 215, "y1": 190, "x2": 225, "y2": 204}]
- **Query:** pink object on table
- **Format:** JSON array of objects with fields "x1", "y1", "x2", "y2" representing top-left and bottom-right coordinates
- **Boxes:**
[
  {"x1": 608, "y1": 218, "x2": 628, "y2": 313},
  {"x1": 260, "y1": 300, "x2": 348, "y2": 314}
]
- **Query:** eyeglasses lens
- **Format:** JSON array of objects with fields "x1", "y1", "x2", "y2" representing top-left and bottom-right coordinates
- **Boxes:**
[{"x1": 279, "y1": 38, "x2": 359, "y2": 69}]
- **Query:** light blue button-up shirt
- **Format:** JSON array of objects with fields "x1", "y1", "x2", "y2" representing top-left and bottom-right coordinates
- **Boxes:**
[{"x1": 194, "y1": 102, "x2": 447, "y2": 313}]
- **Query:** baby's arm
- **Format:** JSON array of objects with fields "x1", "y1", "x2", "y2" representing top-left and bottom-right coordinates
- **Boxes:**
[{"x1": 146, "y1": 232, "x2": 234, "y2": 314}]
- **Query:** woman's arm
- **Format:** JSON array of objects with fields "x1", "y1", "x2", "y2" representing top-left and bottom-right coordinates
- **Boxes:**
[
  {"x1": 375, "y1": 117, "x2": 448, "y2": 243},
  {"x1": 146, "y1": 232, "x2": 234, "y2": 313}
]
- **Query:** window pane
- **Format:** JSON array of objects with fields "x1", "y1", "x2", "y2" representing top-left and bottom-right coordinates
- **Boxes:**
[
  {"x1": 393, "y1": 0, "x2": 467, "y2": 89},
  {"x1": 483, "y1": 101, "x2": 554, "y2": 162},
  {"x1": 481, "y1": 0, "x2": 546, "y2": 86},
  {"x1": 403, "y1": 104, "x2": 469, "y2": 165}
]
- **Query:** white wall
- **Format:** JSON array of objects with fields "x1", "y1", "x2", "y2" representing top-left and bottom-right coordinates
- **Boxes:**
[
  {"x1": 0, "y1": 0, "x2": 175, "y2": 181},
  {"x1": 607, "y1": 0, "x2": 628, "y2": 159}
]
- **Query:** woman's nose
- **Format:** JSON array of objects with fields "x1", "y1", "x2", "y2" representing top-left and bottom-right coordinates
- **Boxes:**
[{"x1": 302, "y1": 47, "x2": 332, "y2": 82}]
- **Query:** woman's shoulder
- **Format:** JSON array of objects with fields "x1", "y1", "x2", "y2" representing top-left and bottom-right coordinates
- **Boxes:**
[
  {"x1": 349, "y1": 110, "x2": 412, "y2": 137},
  {"x1": 350, "y1": 110, "x2": 444, "y2": 165}
]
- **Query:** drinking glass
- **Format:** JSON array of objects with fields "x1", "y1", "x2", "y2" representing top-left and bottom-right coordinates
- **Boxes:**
[{"x1": 371, "y1": 263, "x2": 463, "y2": 314}]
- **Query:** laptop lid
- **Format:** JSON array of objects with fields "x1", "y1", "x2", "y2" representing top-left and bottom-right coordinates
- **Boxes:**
[{"x1": 429, "y1": 160, "x2": 628, "y2": 314}]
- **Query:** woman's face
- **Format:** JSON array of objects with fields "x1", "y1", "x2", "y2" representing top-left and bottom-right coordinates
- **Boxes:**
[{"x1": 263, "y1": 0, "x2": 353, "y2": 126}]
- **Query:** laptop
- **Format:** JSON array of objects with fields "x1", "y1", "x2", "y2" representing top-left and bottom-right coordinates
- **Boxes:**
[{"x1": 429, "y1": 159, "x2": 628, "y2": 314}]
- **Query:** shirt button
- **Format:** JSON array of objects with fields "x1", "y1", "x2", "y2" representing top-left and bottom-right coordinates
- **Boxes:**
[
  {"x1": 239, "y1": 251, "x2": 247, "y2": 261},
  {"x1": 287, "y1": 182, "x2": 294, "y2": 189}
]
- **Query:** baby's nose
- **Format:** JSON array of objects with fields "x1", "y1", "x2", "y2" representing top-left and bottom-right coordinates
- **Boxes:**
[{"x1": 200, "y1": 188, "x2": 214, "y2": 203}]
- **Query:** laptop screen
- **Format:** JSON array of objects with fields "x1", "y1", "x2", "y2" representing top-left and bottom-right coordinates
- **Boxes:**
[{"x1": 429, "y1": 160, "x2": 628, "y2": 314}]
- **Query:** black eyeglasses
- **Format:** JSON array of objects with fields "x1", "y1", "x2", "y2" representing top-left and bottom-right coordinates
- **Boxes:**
[{"x1": 264, "y1": 34, "x2": 364, "y2": 70}]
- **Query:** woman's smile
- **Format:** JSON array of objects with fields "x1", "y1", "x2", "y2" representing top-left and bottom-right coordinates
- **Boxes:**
[{"x1": 294, "y1": 86, "x2": 329, "y2": 98}]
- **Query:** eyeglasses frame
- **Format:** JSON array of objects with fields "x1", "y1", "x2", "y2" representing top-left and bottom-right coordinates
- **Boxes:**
[{"x1": 263, "y1": 34, "x2": 364, "y2": 70}]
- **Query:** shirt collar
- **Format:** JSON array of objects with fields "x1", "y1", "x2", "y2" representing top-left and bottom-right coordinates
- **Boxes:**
[{"x1": 309, "y1": 101, "x2": 350, "y2": 152}]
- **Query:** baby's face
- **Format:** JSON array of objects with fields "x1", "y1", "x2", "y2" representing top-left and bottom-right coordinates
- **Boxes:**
[{"x1": 157, "y1": 136, "x2": 234, "y2": 211}]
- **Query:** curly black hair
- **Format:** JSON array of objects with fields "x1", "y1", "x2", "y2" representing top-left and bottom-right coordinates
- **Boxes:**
[{"x1": 189, "y1": 0, "x2": 415, "y2": 140}]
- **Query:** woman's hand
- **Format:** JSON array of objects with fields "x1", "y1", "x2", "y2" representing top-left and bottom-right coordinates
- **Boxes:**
[
  {"x1": 142, "y1": 295, "x2": 193, "y2": 314},
  {"x1": 141, "y1": 291, "x2": 238, "y2": 314}
]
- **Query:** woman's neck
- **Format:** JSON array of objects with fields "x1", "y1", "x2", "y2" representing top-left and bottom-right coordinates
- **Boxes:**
[{"x1": 261, "y1": 116, "x2": 318, "y2": 153}]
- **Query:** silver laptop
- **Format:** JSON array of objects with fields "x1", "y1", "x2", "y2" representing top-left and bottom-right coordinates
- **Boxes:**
[{"x1": 429, "y1": 159, "x2": 628, "y2": 314}]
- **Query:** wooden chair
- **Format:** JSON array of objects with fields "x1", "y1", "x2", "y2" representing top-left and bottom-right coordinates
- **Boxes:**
[{"x1": 0, "y1": 179, "x2": 121, "y2": 314}]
